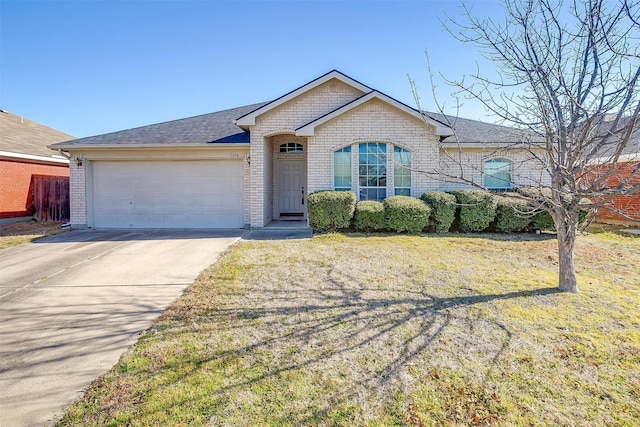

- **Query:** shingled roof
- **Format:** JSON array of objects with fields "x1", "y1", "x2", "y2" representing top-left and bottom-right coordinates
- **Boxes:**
[
  {"x1": 426, "y1": 112, "x2": 544, "y2": 144},
  {"x1": 50, "y1": 103, "x2": 267, "y2": 149},
  {"x1": 51, "y1": 102, "x2": 539, "y2": 149},
  {"x1": 0, "y1": 109, "x2": 74, "y2": 157}
]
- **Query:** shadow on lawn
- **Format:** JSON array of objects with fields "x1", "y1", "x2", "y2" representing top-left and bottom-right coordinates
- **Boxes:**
[{"x1": 151, "y1": 280, "x2": 560, "y2": 424}]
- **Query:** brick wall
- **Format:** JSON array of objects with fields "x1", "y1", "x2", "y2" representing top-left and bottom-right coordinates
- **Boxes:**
[
  {"x1": 69, "y1": 156, "x2": 87, "y2": 227},
  {"x1": 0, "y1": 159, "x2": 69, "y2": 218},
  {"x1": 245, "y1": 78, "x2": 555, "y2": 227},
  {"x1": 311, "y1": 99, "x2": 440, "y2": 196},
  {"x1": 439, "y1": 148, "x2": 551, "y2": 190},
  {"x1": 249, "y1": 79, "x2": 364, "y2": 226},
  {"x1": 585, "y1": 160, "x2": 640, "y2": 223}
]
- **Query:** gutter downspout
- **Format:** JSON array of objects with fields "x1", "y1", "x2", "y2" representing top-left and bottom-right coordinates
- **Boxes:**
[{"x1": 57, "y1": 149, "x2": 71, "y2": 160}]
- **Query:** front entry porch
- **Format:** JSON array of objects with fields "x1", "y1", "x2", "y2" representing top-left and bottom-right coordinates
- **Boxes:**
[{"x1": 271, "y1": 136, "x2": 308, "y2": 222}]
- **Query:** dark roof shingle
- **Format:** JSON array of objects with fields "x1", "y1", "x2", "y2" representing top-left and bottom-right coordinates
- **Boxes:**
[{"x1": 50, "y1": 103, "x2": 267, "y2": 148}]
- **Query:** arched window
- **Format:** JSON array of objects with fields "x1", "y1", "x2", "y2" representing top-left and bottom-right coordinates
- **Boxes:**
[
  {"x1": 279, "y1": 143, "x2": 304, "y2": 153},
  {"x1": 394, "y1": 147, "x2": 411, "y2": 196},
  {"x1": 484, "y1": 159, "x2": 512, "y2": 190},
  {"x1": 359, "y1": 142, "x2": 387, "y2": 201},
  {"x1": 333, "y1": 146, "x2": 352, "y2": 190}
]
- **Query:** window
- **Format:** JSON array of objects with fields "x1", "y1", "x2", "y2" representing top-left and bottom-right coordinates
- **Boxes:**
[
  {"x1": 484, "y1": 159, "x2": 512, "y2": 190},
  {"x1": 334, "y1": 146, "x2": 352, "y2": 190},
  {"x1": 359, "y1": 142, "x2": 387, "y2": 201},
  {"x1": 394, "y1": 147, "x2": 411, "y2": 196},
  {"x1": 279, "y1": 142, "x2": 304, "y2": 153}
]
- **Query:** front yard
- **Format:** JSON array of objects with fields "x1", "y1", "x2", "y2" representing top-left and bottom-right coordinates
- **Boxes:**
[
  {"x1": 0, "y1": 220, "x2": 66, "y2": 250},
  {"x1": 58, "y1": 231, "x2": 639, "y2": 426}
]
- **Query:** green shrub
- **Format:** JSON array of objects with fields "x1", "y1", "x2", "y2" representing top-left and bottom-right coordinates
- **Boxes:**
[
  {"x1": 529, "y1": 208, "x2": 591, "y2": 231},
  {"x1": 421, "y1": 191, "x2": 456, "y2": 233},
  {"x1": 517, "y1": 187, "x2": 592, "y2": 231},
  {"x1": 383, "y1": 196, "x2": 431, "y2": 234},
  {"x1": 532, "y1": 211, "x2": 555, "y2": 231},
  {"x1": 493, "y1": 195, "x2": 533, "y2": 233},
  {"x1": 449, "y1": 190, "x2": 496, "y2": 232},
  {"x1": 354, "y1": 200, "x2": 386, "y2": 232},
  {"x1": 307, "y1": 191, "x2": 356, "y2": 232}
]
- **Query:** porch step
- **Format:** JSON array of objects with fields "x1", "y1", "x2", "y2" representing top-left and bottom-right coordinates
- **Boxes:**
[{"x1": 244, "y1": 226, "x2": 312, "y2": 240}]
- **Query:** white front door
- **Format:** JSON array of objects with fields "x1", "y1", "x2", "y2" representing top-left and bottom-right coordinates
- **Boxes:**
[{"x1": 278, "y1": 159, "x2": 307, "y2": 218}]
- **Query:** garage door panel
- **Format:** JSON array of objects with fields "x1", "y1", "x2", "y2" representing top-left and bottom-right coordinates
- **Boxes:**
[{"x1": 92, "y1": 160, "x2": 244, "y2": 228}]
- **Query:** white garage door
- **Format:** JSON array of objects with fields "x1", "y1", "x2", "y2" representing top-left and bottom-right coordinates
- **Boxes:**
[{"x1": 91, "y1": 160, "x2": 244, "y2": 228}]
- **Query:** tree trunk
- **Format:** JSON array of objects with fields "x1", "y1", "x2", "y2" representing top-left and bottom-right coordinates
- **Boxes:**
[{"x1": 556, "y1": 216, "x2": 579, "y2": 293}]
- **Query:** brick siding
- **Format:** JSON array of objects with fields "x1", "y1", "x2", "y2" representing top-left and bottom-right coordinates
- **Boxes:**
[
  {"x1": 439, "y1": 148, "x2": 551, "y2": 190},
  {"x1": 585, "y1": 160, "x2": 640, "y2": 223},
  {"x1": 0, "y1": 159, "x2": 69, "y2": 218}
]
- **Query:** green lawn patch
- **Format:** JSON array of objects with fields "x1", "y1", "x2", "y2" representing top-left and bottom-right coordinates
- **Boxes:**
[{"x1": 57, "y1": 232, "x2": 640, "y2": 426}]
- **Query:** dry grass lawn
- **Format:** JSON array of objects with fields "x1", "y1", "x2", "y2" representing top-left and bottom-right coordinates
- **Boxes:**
[
  {"x1": 58, "y1": 231, "x2": 639, "y2": 426},
  {"x1": 0, "y1": 220, "x2": 66, "y2": 250}
]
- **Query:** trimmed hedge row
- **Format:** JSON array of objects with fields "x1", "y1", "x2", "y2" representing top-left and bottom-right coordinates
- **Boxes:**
[
  {"x1": 307, "y1": 189, "x2": 590, "y2": 234},
  {"x1": 307, "y1": 190, "x2": 356, "y2": 232},
  {"x1": 353, "y1": 200, "x2": 386, "y2": 231},
  {"x1": 449, "y1": 190, "x2": 496, "y2": 232},
  {"x1": 420, "y1": 192, "x2": 456, "y2": 233},
  {"x1": 383, "y1": 196, "x2": 431, "y2": 233}
]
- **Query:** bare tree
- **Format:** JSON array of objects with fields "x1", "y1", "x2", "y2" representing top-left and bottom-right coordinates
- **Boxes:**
[{"x1": 417, "y1": 0, "x2": 640, "y2": 292}]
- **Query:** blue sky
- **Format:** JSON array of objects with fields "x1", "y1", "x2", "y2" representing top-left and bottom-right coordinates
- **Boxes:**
[{"x1": 1, "y1": 0, "x2": 503, "y2": 138}]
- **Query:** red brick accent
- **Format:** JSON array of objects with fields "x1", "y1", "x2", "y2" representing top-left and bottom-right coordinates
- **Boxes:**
[
  {"x1": 0, "y1": 159, "x2": 69, "y2": 218},
  {"x1": 584, "y1": 160, "x2": 640, "y2": 223}
]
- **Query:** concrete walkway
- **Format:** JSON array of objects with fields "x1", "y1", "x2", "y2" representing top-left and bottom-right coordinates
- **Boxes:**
[{"x1": 0, "y1": 229, "x2": 246, "y2": 426}]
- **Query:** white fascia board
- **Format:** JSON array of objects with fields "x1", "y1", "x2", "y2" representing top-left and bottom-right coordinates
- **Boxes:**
[
  {"x1": 0, "y1": 150, "x2": 69, "y2": 164},
  {"x1": 439, "y1": 142, "x2": 546, "y2": 149},
  {"x1": 295, "y1": 91, "x2": 454, "y2": 137},
  {"x1": 588, "y1": 152, "x2": 640, "y2": 164},
  {"x1": 235, "y1": 70, "x2": 371, "y2": 127},
  {"x1": 48, "y1": 143, "x2": 250, "y2": 150}
]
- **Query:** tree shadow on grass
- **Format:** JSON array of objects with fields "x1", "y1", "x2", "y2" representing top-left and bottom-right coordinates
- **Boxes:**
[{"x1": 137, "y1": 277, "x2": 561, "y2": 424}]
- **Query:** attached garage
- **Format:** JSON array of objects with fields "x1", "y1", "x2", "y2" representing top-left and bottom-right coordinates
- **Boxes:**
[{"x1": 89, "y1": 160, "x2": 244, "y2": 228}]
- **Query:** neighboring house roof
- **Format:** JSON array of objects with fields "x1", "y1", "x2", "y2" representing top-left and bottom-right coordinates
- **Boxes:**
[
  {"x1": 0, "y1": 109, "x2": 74, "y2": 159},
  {"x1": 597, "y1": 115, "x2": 640, "y2": 158},
  {"x1": 51, "y1": 103, "x2": 266, "y2": 149}
]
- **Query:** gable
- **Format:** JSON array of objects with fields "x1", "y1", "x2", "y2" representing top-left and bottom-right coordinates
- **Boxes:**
[
  {"x1": 235, "y1": 70, "x2": 370, "y2": 128},
  {"x1": 246, "y1": 78, "x2": 366, "y2": 133},
  {"x1": 296, "y1": 91, "x2": 452, "y2": 137},
  {"x1": 312, "y1": 98, "x2": 438, "y2": 149}
]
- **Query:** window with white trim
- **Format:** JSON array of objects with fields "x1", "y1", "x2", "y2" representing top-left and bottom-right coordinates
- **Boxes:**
[
  {"x1": 358, "y1": 142, "x2": 387, "y2": 201},
  {"x1": 484, "y1": 159, "x2": 512, "y2": 190},
  {"x1": 279, "y1": 143, "x2": 304, "y2": 153},
  {"x1": 333, "y1": 146, "x2": 352, "y2": 190},
  {"x1": 394, "y1": 147, "x2": 411, "y2": 196}
]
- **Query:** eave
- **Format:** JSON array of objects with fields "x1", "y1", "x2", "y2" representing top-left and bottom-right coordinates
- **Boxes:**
[
  {"x1": 295, "y1": 91, "x2": 454, "y2": 137},
  {"x1": 0, "y1": 150, "x2": 69, "y2": 165},
  {"x1": 49, "y1": 142, "x2": 250, "y2": 151}
]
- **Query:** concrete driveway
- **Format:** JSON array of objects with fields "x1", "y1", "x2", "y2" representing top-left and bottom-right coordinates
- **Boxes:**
[{"x1": 0, "y1": 229, "x2": 246, "y2": 427}]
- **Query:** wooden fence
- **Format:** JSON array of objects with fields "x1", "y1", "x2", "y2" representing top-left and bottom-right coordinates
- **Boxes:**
[{"x1": 32, "y1": 175, "x2": 70, "y2": 222}]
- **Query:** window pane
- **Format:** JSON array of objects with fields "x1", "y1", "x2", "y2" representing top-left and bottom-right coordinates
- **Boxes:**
[
  {"x1": 484, "y1": 159, "x2": 511, "y2": 189},
  {"x1": 394, "y1": 147, "x2": 411, "y2": 196},
  {"x1": 280, "y1": 143, "x2": 304, "y2": 153},
  {"x1": 358, "y1": 143, "x2": 387, "y2": 201},
  {"x1": 360, "y1": 188, "x2": 387, "y2": 201},
  {"x1": 334, "y1": 148, "x2": 352, "y2": 190}
]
